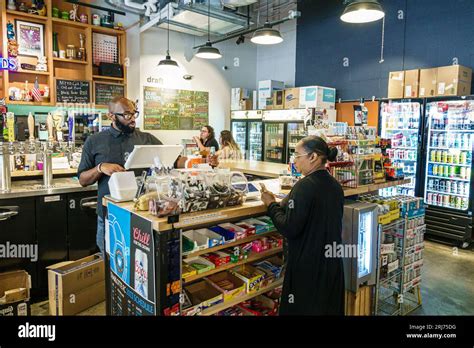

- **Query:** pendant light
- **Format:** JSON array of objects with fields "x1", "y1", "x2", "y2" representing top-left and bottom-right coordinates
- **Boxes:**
[
  {"x1": 158, "y1": 4, "x2": 178, "y2": 68},
  {"x1": 251, "y1": 0, "x2": 283, "y2": 45},
  {"x1": 340, "y1": 0, "x2": 385, "y2": 24},
  {"x1": 195, "y1": 0, "x2": 222, "y2": 59}
]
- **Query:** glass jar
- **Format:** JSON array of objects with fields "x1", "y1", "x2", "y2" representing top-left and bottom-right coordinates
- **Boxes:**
[{"x1": 66, "y1": 45, "x2": 76, "y2": 60}]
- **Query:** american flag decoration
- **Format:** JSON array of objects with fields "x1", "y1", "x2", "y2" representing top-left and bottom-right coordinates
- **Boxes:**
[{"x1": 32, "y1": 77, "x2": 43, "y2": 102}]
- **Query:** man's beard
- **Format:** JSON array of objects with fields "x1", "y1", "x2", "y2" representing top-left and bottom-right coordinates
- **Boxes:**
[{"x1": 115, "y1": 119, "x2": 135, "y2": 134}]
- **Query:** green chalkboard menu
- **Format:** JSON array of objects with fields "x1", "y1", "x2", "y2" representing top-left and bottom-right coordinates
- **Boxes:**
[
  {"x1": 94, "y1": 82, "x2": 125, "y2": 106},
  {"x1": 143, "y1": 86, "x2": 209, "y2": 130},
  {"x1": 56, "y1": 79, "x2": 91, "y2": 104}
]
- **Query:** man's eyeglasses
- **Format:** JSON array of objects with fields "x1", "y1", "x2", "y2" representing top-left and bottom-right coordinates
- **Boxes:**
[
  {"x1": 114, "y1": 111, "x2": 139, "y2": 120},
  {"x1": 293, "y1": 152, "x2": 310, "y2": 159}
]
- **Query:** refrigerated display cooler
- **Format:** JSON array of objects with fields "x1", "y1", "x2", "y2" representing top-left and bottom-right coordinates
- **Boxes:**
[
  {"x1": 342, "y1": 201, "x2": 379, "y2": 293},
  {"x1": 231, "y1": 110, "x2": 263, "y2": 161},
  {"x1": 262, "y1": 109, "x2": 311, "y2": 164},
  {"x1": 421, "y1": 98, "x2": 473, "y2": 247},
  {"x1": 379, "y1": 99, "x2": 424, "y2": 196}
]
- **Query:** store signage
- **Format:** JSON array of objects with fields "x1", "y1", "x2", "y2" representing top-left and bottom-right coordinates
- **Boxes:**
[
  {"x1": 0, "y1": 57, "x2": 17, "y2": 70},
  {"x1": 107, "y1": 203, "x2": 156, "y2": 316}
]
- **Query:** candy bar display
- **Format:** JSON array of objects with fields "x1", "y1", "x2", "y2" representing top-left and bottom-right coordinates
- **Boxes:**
[
  {"x1": 237, "y1": 295, "x2": 279, "y2": 316},
  {"x1": 230, "y1": 265, "x2": 266, "y2": 293},
  {"x1": 205, "y1": 271, "x2": 246, "y2": 302},
  {"x1": 183, "y1": 257, "x2": 215, "y2": 275},
  {"x1": 182, "y1": 280, "x2": 224, "y2": 316}
]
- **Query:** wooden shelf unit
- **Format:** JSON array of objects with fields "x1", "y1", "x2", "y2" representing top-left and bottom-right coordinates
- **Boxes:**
[{"x1": 0, "y1": 0, "x2": 127, "y2": 106}]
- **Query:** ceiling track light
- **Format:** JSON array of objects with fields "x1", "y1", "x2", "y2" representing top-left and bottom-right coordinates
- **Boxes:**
[
  {"x1": 341, "y1": 0, "x2": 385, "y2": 24},
  {"x1": 195, "y1": 0, "x2": 222, "y2": 59}
]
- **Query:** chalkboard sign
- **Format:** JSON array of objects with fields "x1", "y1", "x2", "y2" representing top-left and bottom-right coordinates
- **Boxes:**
[
  {"x1": 56, "y1": 79, "x2": 91, "y2": 104},
  {"x1": 94, "y1": 82, "x2": 125, "y2": 106}
]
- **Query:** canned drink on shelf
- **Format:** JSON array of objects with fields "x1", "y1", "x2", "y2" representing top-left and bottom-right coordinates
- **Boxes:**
[
  {"x1": 458, "y1": 183, "x2": 464, "y2": 195},
  {"x1": 467, "y1": 168, "x2": 471, "y2": 180},
  {"x1": 433, "y1": 164, "x2": 438, "y2": 176},
  {"x1": 434, "y1": 179, "x2": 439, "y2": 191},
  {"x1": 447, "y1": 152, "x2": 453, "y2": 163},
  {"x1": 430, "y1": 150, "x2": 436, "y2": 162},
  {"x1": 427, "y1": 193, "x2": 433, "y2": 204},
  {"x1": 452, "y1": 181, "x2": 457, "y2": 195},
  {"x1": 462, "y1": 197, "x2": 468, "y2": 209},
  {"x1": 442, "y1": 151, "x2": 448, "y2": 163},
  {"x1": 439, "y1": 180, "x2": 446, "y2": 192},
  {"x1": 461, "y1": 152, "x2": 467, "y2": 164},
  {"x1": 456, "y1": 196, "x2": 462, "y2": 210},
  {"x1": 450, "y1": 165, "x2": 456, "y2": 178},
  {"x1": 446, "y1": 180, "x2": 451, "y2": 193},
  {"x1": 444, "y1": 165, "x2": 450, "y2": 177},
  {"x1": 452, "y1": 152, "x2": 459, "y2": 164},
  {"x1": 438, "y1": 194, "x2": 444, "y2": 206},
  {"x1": 428, "y1": 179, "x2": 434, "y2": 190},
  {"x1": 444, "y1": 194, "x2": 451, "y2": 207},
  {"x1": 437, "y1": 150, "x2": 442, "y2": 162},
  {"x1": 460, "y1": 167, "x2": 466, "y2": 179}
]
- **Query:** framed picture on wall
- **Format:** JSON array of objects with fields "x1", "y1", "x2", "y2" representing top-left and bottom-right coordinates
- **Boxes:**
[
  {"x1": 92, "y1": 33, "x2": 119, "y2": 66},
  {"x1": 15, "y1": 20, "x2": 45, "y2": 57}
]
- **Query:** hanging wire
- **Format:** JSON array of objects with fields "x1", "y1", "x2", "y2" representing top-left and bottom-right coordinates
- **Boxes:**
[
  {"x1": 207, "y1": 0, "x2": 210, "y2": 42},
  {"x1": 379, "y1": 14, "x2": 385, "y2": 63},
  {"x1": 167, "y1": 3, "x2": 170, "y2": 56}
]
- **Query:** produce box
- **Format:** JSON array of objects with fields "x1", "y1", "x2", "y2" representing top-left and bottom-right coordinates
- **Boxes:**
[
  {"x1": 241, "y1": 218, "x2": 270, "y2": 234},
  {"x1": 183, "y1": 257, "x2": 215, "y2": 274},
  {"x1": 235, "y1": 222, "x2": 256, "y2": 236},
  {"x1": 0, "y1": 270, "x2": 31, "y2": 316},
  {"x1": 209, "y1": 226, "x2": 237, "y2": 243},
  {"x1": 237, "y1": 295, "x2": 279, "y2": 316},
  {"x1": 202, "y1": 251, "x2": 231, "y2": 267},
  {"x1": 230, "y1": 265, "x2": 265, "y2": 293},
  {"x1": 206, "y1": 271, "x2": 246, "y2": 302},
  {"x1": 184, "y1": 280, "x2": 223, "y2": 311}
]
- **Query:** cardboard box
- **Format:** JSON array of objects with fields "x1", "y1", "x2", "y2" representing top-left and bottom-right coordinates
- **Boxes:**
[
  {"x1": 272, "y1": 90, "x2": 284, "y2": 110},
  {"x1": 230, "y1": 264, "x2": 265, "y2": 293},
  {"x1": 184, "y1": 280, "x2": 223, "y2": 310},
  {"x1": 231, "y1": 88, "x2": 252, "y2": 111},
  {"x1": 0, "y1": 270, "x2": 31, "y2": 316},
  {"x1": 206, "y1": 271, "x2": 246, "y2": 302},
  {"x1": 258, "y1": 80, "x2": 284, "y2": 98},
  {"x1": 387, "y1": 71, "x2": 404, "y2": 98},
  {"x1": 284, "y1": 88, "x2": 300, "y2": 109},
  {"x1": 299, "y1": 86, "x2": 336, "y2": 110},
  {"x1": 48, "y1": 253, "x2": 105, "y2": 316},
  {"x1": 183, "y1": 256, "x2": 215, "y2": 274},
  {"x1": 436, "y1": 65, "x2": 472, "y2": 96},
  {"x1": 252, "y1": 91, "x2": 258, "y2": 110},
  {"x1": 419, "y1": 68, "x2": 437, "y2": 97},
  {"x1": 404, "y1": 69, "x2": 420, "y2": 98}
]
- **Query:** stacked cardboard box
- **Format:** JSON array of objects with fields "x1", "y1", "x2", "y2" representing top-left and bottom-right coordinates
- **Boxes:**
[
  {"x1": 0, "y1": 270, "x2": 31, "y2": 316},
  {"x1": 231, "y1": 88, "x2": 253, "y2": 111},
  {"x1": 388, "y1": 65, "x2": 472, "y2": 98},
  {"x1": 258, "y1": 80, "x2": 285, "y2": 110},
  {"x1": 48, "y1": 254, "x2": 105, "y2": 316}
]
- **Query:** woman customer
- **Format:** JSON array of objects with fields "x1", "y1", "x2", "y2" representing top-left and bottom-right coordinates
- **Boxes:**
[
  {"x1": 193, "y1": 125, "x2": 219, "y2": 153},
  {"x1": 216, "y1": 130, "x2": 243, "y2": 160},
  {"x1": 260, "y1": 135, "x2": 345, "y2": 315}
]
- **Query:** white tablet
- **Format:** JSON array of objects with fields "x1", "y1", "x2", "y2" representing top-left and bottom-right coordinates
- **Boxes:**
[{"x1": 124, "y1": 145, "x2": 183, "y2": 170}]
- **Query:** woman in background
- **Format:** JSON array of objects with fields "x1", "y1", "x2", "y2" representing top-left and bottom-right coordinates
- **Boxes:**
[
  {"x1": 216, "y1": 130, "x2": 243, "y2": 160},
  {"x1": 193, "y1": 125, "x2": 219, "y2": 153}
]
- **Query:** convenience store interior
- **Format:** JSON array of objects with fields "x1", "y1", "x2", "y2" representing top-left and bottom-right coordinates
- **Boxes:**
[{"x1": 1, "y1": 0, "x2": 474, "y2": 320}]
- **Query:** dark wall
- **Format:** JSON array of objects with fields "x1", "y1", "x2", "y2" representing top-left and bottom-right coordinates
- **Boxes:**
[{"x1": 295, "y1": 0, "x2": 474, "y2": 100}]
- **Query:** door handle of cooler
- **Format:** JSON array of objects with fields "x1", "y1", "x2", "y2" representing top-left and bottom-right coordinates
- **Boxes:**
[
  {"x1": 80, "y1": 197, "x2": 98, "y2": 210},
  {"x1": 0, "y1": 206, "x2": 19, "y2": 221}
]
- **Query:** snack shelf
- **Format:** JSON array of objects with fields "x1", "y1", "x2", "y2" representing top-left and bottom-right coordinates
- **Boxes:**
[
  {"x1": 201, "y1": 278, "x2": 284, "y2": 316},
  {"x1": 183, "y1": 230, "x2": 278, "y2": 258},
  {"x1": 183, "y1": 247, "x2": 283, "y2": 284}
]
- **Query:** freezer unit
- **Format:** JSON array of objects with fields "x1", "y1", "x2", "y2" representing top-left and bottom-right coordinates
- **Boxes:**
[
  {"x1": 342, "y1": 201, "x2": 379, "y2": 292},
  {"x1": 231, "y1": 120, "x2": 248, "y2": 159}
]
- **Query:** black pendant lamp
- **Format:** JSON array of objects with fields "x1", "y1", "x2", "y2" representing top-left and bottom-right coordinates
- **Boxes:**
[
  {"x1": 251, "y1": 0, "x2": 283, "y2": 45},
  {"x1": 158, "y1": 4, "x2": 179, "y2": 68},
  {"x1": 195, "y1": 0, "x2": 222, "y2": 59},
  {"x1": 340, "y1": 0, "x2": 385, "y2": 23}
]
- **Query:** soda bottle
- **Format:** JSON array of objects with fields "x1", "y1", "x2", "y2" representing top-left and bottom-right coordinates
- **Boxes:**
[
  {"x1": 446, "y1": 180, "x2": 451, "y2": 193},
  {"x1": 430, "y1": 150, "x2": 436, "y2": 162},
  {"x1": 444, "y1": 165, "x2": 450, "y2": 177},
  {"x1": 452, "y1": 181, "x2": 458, "y2": 195},
  {"x1": 462, "y1": 197, "x2": 468, "y2": 210},
  {"x1": 460, "y1": 167, "x2": 466, "y2": 179},
  {"x1": 442, "y1": 151, "x2": 448, "y2": 163},
  {"x1": 456, "y1": 196, "x2": 462, "y2": 210},
  {"x1": 437, "y1": 150, "x2": 442, "y2": 162},
  {"x1": 433, "y1": 164, "x2": 438, "y2": 176},
  {"x1": 450, "y1": 165, "x2": 456, "y2": 178},
  {"x1": 466, "y1": 167, "x2": 471, "y2": 180},
  {"x1": 453, "y1": 152, "x2": 459, "y2": 164},
  {"x1": 458, "y1": 183, "x2": 464, "y2": 195},
  {"x1": 428, "y1": 164, "x2": 433, "y2": 175},
  {"x1": 432, "y1": 193, "x2": 438, "y2": 206},
  {"x1": 461, "y1": 151, "x2": 467, "y2": 164}
]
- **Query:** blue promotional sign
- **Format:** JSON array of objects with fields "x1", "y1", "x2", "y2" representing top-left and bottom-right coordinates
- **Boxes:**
[
  {"x1": 0, "y1": 57, "x2": 17, "y2": 70},
  {"x1": 107, "y1": 203, "x2": 156, "y2": 316}
]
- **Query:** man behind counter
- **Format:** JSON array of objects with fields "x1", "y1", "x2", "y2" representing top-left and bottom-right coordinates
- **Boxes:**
[{"x1": 78, "y1": 97, "x2": 216, "y2": 255}]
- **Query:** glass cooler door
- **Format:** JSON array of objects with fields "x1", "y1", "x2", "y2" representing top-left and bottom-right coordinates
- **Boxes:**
[
  {"x1": 231, "y1": 121, "x2": 248, "y2": 159},
  {"x1": 264, "y1": 122, "x2": 285, "y2": 163},
  {"x1": 380, "y1": 101, "x2": 422, "y2": 196},
  {"x1": 287, "y1": 122, "x2": 306, "y2": 162},
  {"x1": 248, "y1": 121, "x2": 263, "y2": 161},
  {"x1": 424, "y1": 100, "x2": 473, "y2": 212},
  {"x1": 358, "y1": 210, "x2": 373, "y2": 279}
]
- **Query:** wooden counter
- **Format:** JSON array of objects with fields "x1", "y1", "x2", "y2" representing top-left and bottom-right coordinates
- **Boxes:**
[
  {"x1": 105, "y1": 178, "x2": 409, "y2": 232},
  {"x1": 219, "y1": 160, "x2": 287, "y2": 178}
]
